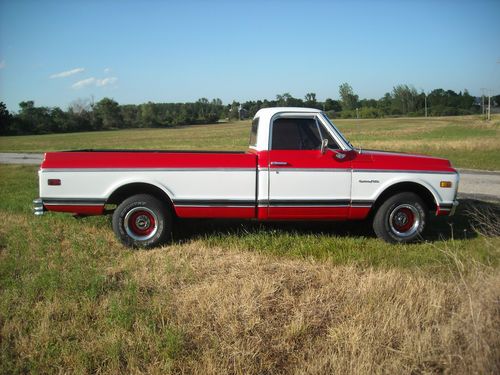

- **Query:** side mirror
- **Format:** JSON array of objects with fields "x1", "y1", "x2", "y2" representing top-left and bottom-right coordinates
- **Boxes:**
[{"x1": 320, "y1": 138, "x2": 328, "y2": 154}]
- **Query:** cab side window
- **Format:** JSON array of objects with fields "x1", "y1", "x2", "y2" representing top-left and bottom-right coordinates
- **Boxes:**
[{"x1": 271, "y1": 118, "x2": 322, "y2": 150}]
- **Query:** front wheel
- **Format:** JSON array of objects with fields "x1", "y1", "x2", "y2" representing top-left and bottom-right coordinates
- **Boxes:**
[
  {"x1": 112, "y1": 194, "x2": 172, "y2": 248},
  {"x1": 373, "y1": 192, "x2": 427, "y2": 243}
]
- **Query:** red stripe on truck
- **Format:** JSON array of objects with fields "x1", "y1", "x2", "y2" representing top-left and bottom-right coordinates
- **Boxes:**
[{"x1": 42, "y1": 151, "x2": 257, "y2": 169}]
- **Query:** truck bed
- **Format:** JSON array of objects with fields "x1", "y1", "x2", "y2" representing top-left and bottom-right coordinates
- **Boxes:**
[{"x1": 39, "y1": 150, "x2": 258, "y2": 218}]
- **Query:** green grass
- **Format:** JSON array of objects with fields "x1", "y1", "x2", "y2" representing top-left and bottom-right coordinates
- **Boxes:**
[
  {"x1": 0, "y1": 122, "x2": 250, "y2": 152},
  {"x1": 0, "y1": 114, "x2": 498, "y2": 169},
  {"x1": 1, "y1": 164, "x2": 498, "y2": 273},
  {"x1": 1, "y1": 164, "x2": 499, "y2": 373},
  {"x1": 0, "y1": 165, "x2": 182, "y2": 373}
]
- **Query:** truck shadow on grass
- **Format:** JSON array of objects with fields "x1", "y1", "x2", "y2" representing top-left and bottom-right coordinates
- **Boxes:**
[{"x1": 172, "y1": 199, "x2": 500, "y2": 243}]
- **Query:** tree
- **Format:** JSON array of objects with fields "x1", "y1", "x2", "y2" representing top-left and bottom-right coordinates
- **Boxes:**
[
  {"x1": 339, "y1": 83, "x2": 359, "y2": 111},
  {"x1": 492, "y1": 94, "x2": 500, "y2": 107},
  {"x1": 94, "y1": 98, "x2": 123, "y2": 129},
  {"x1": 392, "y1": 84, "x2": 419, "y2": 114},
  {"x1": 120, "y1": 105, "x2": 140, "y2": 128},
  {"x1": 377, "y1": 93, "x2": 393, "y2": 115},
  {"x1": 68, "y1": 98, "x2": 94, "y2": 131},
  {"x1": 276, "y1": 93, "x2": 292, "y2": 106},
  {"x1": 461, "y1": 89, "x2": 475, "y2": 110},
  {"x1": 304, "y1": 92, "x2": 318, "y2": 108},
  {"x1": 139, "y1": 102, "x2": 159, "y2": 128},
  {"x1": 17, "y1": 101, "x2": 52, "y2": 134},
  {"x1": 209, "y1": 98, "x2": 223, "y2": 122},
  {"x1": 324, "y1": 98, "x2": 342, "y2": 112},
  {"x1": 0, "y1": 102, "x2": 12, "y2": 135},
  {"x1": 227, "y1": 101, "x2": 240, "y2": 120}
]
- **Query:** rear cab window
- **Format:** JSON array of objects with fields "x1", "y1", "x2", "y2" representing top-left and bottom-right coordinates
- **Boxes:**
[{"x1": 249, "y1": 117, "x2": 259, "y2": 148}]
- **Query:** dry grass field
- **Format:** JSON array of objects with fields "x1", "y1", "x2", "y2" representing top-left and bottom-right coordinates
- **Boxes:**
[
  {"x1": 1, "y1": 210, "x2": 499, "y2": 374},
  {"x1": 1, "y1": 115, "x2": 500, "y2": 374}
]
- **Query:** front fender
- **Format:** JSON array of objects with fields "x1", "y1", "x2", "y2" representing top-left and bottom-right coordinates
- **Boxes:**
[{"x1": 352, "y1": 171, "x2": 452, "y2": 207}]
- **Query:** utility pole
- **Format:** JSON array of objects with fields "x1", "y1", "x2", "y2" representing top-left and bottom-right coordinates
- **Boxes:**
[
  {"x1": 487, "y1": 91, "x2": 491, "y2": 121},
  {"x1": 480, "y1": 88, "x2": 486, "y2": 116},
  {"x1": 424, "y1": 94, "x2": 428, "y2": 117}
]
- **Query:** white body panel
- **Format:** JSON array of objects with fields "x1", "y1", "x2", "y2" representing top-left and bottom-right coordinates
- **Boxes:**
[
  {"x1": 269, "y1": 169, "x2": 351, "y2": 201},
  {"x1": 352, "y1": 170, "x2": 459, "y2": 206},
  {"x1": 40, "y1": 169, "x2": 256, "y2": 202}
]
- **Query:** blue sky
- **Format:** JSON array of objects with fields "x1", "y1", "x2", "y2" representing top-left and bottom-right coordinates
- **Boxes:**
[{"x1": 1, "y1": 0, "x2": 499, "y2": 111}]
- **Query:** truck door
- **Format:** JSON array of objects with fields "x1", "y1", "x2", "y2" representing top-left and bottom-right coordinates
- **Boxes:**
[{"x1": 267, "y1": 115, "x2": 352, "y2": 219}]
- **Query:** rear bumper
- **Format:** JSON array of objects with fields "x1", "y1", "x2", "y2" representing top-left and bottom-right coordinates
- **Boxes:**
[
  {"x1": 33, "y1": 197, "x2": 105, "y2": 216},
  {"x1": 33, "y1": 198, "x2": 45, "y2": 216}
]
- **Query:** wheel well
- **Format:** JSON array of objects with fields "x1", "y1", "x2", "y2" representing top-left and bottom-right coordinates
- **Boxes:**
[
  {"x1": 106, "y1": 183, "x2": 174, "y2": 210},
  {"x1": 369, "y1": 182, "x2": 437, "y2": 218}
]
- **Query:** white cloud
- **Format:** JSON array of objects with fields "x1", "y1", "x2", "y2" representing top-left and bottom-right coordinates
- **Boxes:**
[
  {"x1": 96, "y1": 77, "x2": 118, "y2": 87},
  {"x1": 72, "y1": 77, "x2": 96, "y2": 89},
  {"x1": 104, "y1": 67, "x2": 111, "y2": 73},
  {"x1": 50, "y1": 67, "x2": 84, "y2": 79},
  {"x1": 71, "y1": 76, "x2": 118, "y2": 89}
]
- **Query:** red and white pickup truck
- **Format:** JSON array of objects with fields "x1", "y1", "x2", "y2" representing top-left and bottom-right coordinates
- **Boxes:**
[{"x1": 34, "y1": 107, "x2": 459, "y2": 247}]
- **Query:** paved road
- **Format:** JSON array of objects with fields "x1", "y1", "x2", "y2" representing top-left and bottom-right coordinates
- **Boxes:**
[
  {"x1": 0, "y1": 152, "x2": 44, "y2": 165},
  {"x1": 1, "y1": 152, "x2": 499, "y2": 202}
]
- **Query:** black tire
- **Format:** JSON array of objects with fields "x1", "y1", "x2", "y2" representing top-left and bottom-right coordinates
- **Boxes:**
[
  {"x1": 112, "y1": 194, "x2": 172, "y2": 248},
  {"x1": 373, "y1": 192, "x2": 427, "y2": 243}
]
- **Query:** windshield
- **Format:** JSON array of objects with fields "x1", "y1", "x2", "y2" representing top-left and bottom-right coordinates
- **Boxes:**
[{"x1": 320, "y1": 113, "x2": 354, "y2": 149}]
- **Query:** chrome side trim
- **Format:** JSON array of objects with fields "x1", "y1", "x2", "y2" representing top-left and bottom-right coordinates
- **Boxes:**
[
  {"x1": 269, "y1": 168, "x2": 351, "y2": 172},
  {"x1": 42, "y1": 198, "x2": 106, "y2": 206},
  {"x1": 353, "y1": 169, "x2": 458, "y2": 175},
  {"x1": 173, "y1": 199, "x2": 255, "y2": 207},
  {"x1": 40, "y1": 167, "x2": 457, "y2": 174}
]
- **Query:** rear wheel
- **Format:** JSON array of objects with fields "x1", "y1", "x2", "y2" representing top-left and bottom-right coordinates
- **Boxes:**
[
  {"x1": 373, "y1": 192, "x2": 427, "y2": 243},
  {"x1": 112, "y1": 194, "x2": 172, "y2": 248}
]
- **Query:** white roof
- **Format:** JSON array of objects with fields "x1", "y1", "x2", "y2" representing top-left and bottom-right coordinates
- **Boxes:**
[
  {"x1": 251, "y1": 107, "x2": 325, "y2": 151},
  {"x1": 254, "y1": 107, "x2": 322, "y2": 118}
]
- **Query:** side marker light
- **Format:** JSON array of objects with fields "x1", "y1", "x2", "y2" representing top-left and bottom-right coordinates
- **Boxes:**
[{"x1": 48, "y1": 179, "x2": 61, "y2": 186}]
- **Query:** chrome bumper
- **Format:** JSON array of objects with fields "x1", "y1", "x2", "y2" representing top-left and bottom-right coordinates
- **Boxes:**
[
  {"x1": 33, "y1": 198, "x2": 45, "y2": 216},
  {"x1": 449, "y1": 200, "x2": 459, "y2": 216}
]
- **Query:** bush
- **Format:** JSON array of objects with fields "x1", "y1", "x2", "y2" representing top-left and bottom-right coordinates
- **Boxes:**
[{"x1": 359, "y1": 107, "x2": 382, "y2": 118}]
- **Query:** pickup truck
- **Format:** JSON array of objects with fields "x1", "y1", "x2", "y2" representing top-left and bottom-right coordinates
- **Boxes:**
[{"x1": 33, "y1": 107, "x2": 459, "y2": 247}]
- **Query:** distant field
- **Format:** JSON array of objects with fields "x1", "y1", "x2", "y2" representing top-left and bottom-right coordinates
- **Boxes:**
[
  {"x1": 0, "y1": 114, "x2": 498, "y2": 170},
  {"x1": 1, "y1": 165, "x2": 500, "y2": 373}
]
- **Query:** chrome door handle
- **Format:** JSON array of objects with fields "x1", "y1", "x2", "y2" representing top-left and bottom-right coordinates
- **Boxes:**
[{"x1": 270, "y1": 161, "x2": 289, "y2": 166}]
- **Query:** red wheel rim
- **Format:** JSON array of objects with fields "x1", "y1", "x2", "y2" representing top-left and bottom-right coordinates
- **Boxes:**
[
  {"x1": 124, "y1": 207, "x2": 159, "y2": 241},
  {"x1": 392, "y1": 207, "x2": 414, "y2": 232},
  {"x1": 128, "y1": 211, "x2": 155, "y2": 236},
  {"x1": 389, "y1": 204, "x2": 420, "y2": 237}
]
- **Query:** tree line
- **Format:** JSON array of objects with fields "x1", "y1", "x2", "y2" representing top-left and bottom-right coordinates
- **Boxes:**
[
  {"x1": 1, "y1": 84, "x2": 498, "y2": 136},
  {"x1": 0, "y1": 98, "x2": 224, "y2": 135}
]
